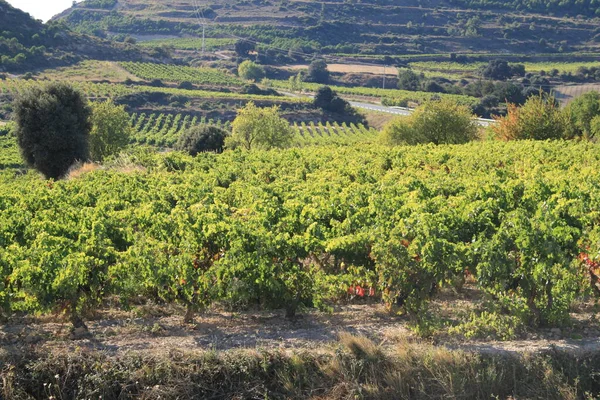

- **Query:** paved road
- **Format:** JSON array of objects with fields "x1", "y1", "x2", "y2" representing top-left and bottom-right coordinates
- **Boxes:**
[
  {"x1": 281, "y1": 90, "x2": 496, "y2": 127},
  {"x1": 348, "y1": 100, "x2": 496, "y2": 127}
]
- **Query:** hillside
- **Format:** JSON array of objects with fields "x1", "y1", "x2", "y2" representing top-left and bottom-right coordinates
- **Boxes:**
[
  {"x1": 54, "y1": 0, "x2": 600, "y2": 59},
  {"x1": 0, "y1": 0, "x2": 155, "y2": 73}
]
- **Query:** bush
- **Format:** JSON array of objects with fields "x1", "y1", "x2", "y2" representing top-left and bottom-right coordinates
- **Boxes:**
[
  {"x1": 175, "y1": 125, "x2": 226, "y2": 155},
  {"x1": 381, "y1": 99, "x2": 478, "y2": 146},
  {"x1": 238, "y1": 60, "x2": 265, "y2": 82},
  {"x1": 380, "y1": 117, "x2": 418, "y2": 145},
  {"x1": 397, "y1": 68, "x2": 421, "y2": 91},
  {"x1": 89, "y1": 99, "x2": 132, "y2": 161},
  {"x1": 226, "y1": 102, "x2": 294, "y2": 150},
  {"x1": 313, "y1": 86, "x2": 349, "y2": 113},
  {"x1": 13, "y1": 82, "x2": 91, "y2": 179},
  {"x1": 308, "y1": 60, "x2": 329, "y2": 84},
  {"x1": 492, "y1": 94, "x2": 565, "y2": 141},
  {"x1": 563, "y1": 91, "x2": 600, "y2": 139},
  {"x1": 178, "y1": 81, "x2": 194, "y2": 90},
  {"x1": 240, "y1": 84, "x2": 279, "y2": 96}
]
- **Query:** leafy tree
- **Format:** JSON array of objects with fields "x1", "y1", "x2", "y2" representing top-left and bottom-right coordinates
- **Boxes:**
[
  {"x1": 175, "y1": 125, "x2": 227, "y2": 155},
  {"x1": 238, "y1": 60, "x2": 265, "y2": 82},
  {"x1": 563, "y1": 91, "x2": 600, "y2": 139},
  {"x1": 494, "y1": 82, "x2": 526, "y2": 105},
  {"x1": 482, "y1": 60, "x2": 524, "y2": 80},
  {"x1": 89, "y1": 99, "x2": 132, "y2": 162},
  {"x1": 381, "y1": 99, "x2": 478, "y2": 145},
  {"x1": 13, "y1": 82, "x2": 91, "y2": 179},
  {"x1": 380, "y1": 117, "x2": 419, "y2": 145},
  {"x1": 397, "y1": 68, "x2": 421, "y2": 91},
  {"x1": 288, "y1": 71, "x2": 304, "y2": 93},
  {"x1": 492, "y1": 93, "x2": 565, "y2": 141},
  {"x1": 234, "y1": 40, "x2": 255, "y2": 58},
  {"x1": 314, "y1": 86, "x2": 349, "y2": 113},
  {"x1": 226, "y1": 102, "x2": 294, "y2": 150},
  {"x1": 308, "y1": 60, "x2": 329, "y2": 84}
]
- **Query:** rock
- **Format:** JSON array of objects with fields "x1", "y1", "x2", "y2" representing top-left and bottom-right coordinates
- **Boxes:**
[
  {"x1": 103, "y1": 328, "x2": 116, "y2": 337},
  {"x1": 24, "y1": 333, "x2": 42, "y2": 344},
  {"x1": 70, "y1": 327, "x2": 89, "y2": 340},
  {"x1": 550, "y1": 328, "x2": 561, "y2": 337}
]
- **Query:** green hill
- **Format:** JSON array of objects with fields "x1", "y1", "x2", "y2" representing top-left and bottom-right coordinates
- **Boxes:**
[
  {"x1": 0, "y1": 0, "x2": 152, "y2": 73},
  {"x1": 54, "y1": 0, "x2": 600, "y2": 59}
]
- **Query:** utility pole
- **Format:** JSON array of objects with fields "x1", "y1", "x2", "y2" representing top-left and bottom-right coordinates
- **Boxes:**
[
  {"x1": 201, "y1": 24, "x2": 206, "y2": 55},
  {"x1": 383, "y1": 65, "x2": 386, "y2": 90}
]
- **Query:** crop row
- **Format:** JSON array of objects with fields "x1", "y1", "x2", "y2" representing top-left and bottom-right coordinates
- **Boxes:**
[
  {"x1": 130, "y1": 113, "x2": 231, "y2": 147},
  {"x1": 138, "y1": 38, "x2": 237, "y2": 51},
  {"x1": 291, "y1": 121, "x2": 378, "y2": 145},
  {"x1": 266, "y1": 79, "x2": 479, "y2": 106},
  {"x1": 0, "y1": 79, "x2": 309, "y2": 103},
  {"x1": 129, "y1": 112, "x2": 378, "y2": 147},
  {"x1": 119, "y1": 62, "x2": 244, "y2": 86},
  {"x1": 1, "y1": 141, "x2": 599, "y2": 329}
]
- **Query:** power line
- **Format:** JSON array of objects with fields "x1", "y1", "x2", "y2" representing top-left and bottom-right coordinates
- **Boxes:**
[{"x1": 187, "y1": 0, "x2": 392, "y2": 88}]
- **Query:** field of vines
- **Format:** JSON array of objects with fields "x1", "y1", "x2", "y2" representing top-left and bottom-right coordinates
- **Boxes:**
[
  {"x1": 119, "y1": 62, "x2": 244, "y2": 86},
  {"x1": 1, "y1": 141, "x2": 600, "y2": 329},
  {"x1": 268, "y1": 79, "x2": 479, "y2": 106},
  {"x1": 0, "y1": 79, "x2": 307, "y2": 103},
  {"x1": 409, "y1": 60, "x2": 600, "y2": 77},
  {"x1": 130, "y1": 113, "x2": 376, "y2": 147},
  {"x1": 138, "y1": 38, "x2": 237, "y2": 51},
  {"x1": 292, "y1": 121, "x2": 378, "y2": 145},
  {"x1": 130, "y1": 113, "x2": 232, "y2": 146}
]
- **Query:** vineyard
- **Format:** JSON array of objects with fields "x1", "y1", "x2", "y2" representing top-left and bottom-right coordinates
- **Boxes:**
[
  {"x1": 267, "y1": 79, "x2": 479, "y2": 106},
  {"x1": 291, "y1": 121, "x2": 378, "y2": 145},
  {"x1": 138, "y1": 37, "x2": 237, "y2": 51},
  {"x1": 1, "y1": 141, "x2": 600, "y2": 331},
  {"x1": 119, "y1": 62, "x2": 244, "y2": 86},
  {"x1": 130, "y1": 114, "x2": 375, "y2": 147},
  {"x1": 0, "y1": 78, "x2": 308, "y2": 103}
]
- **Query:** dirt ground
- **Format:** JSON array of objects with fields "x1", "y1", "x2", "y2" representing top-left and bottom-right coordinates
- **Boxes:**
[
  {"x1": 286, "y1": 64, "x2": 399, "y2": 76},
  {"x1": 2, "y1": 294, "x2": 599, "y2": 360}
]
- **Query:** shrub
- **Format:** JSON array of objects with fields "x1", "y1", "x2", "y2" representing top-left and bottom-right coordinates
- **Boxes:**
[
  {"x1": 397, "y1": 68, "x2": 421, "y2": 91},
  {"x1": 238, "y1": 60, "x2": 265, "y2": 82},
  {"x1": 313, "y1": 86, "x2": 349, "y2": 113},
  {"x1": 175, "y1": 125, "x2": 226, "y2": 155},
  {"x1": 89, "y1": 99, "x2": 132, "y2": 161},
  {"x1": 492, "y1": 94, "x2": 565, "y2": 141},
  {"x1": 381, "y1": 99, "x2": 478, "y2": 145},
  {"x1": 308, "y1": 60, "x2": 329, "y2": 84},
  {"x1": 563, "y1": 91, "x2": 600, "y2": 139},
  {"x1": 13, "y1": 82, "x2": 91, "y2": 179},
  {"x1": 226, "y1": 102, "x2": 294, "y2": 150},
  {"x1": 380, "y1": 117, "x2": 419, "y2": 145},
  {"x1": 178, "y1": 81, "x2": 194, "y2": 90}
]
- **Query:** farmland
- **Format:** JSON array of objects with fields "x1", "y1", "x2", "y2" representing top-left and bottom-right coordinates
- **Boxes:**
[{"x1": 5, "y1": 0, "x2": 600, "y2": 396}]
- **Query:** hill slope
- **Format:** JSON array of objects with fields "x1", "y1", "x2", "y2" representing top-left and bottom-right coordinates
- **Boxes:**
[
  {"x1": 0, "y1": 0, "x2": 153, "y2": 73},
  {"x1": 54, "y1": 0, "x2": 600, "y2": 58}
]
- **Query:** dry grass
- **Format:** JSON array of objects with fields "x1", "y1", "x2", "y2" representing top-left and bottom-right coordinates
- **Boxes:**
[
  {"x1": 1, "y1": 328, "x2": 599, "y2": 399},
  {"x1": 65, "y1": 162, "x2": 100, "y2": 179}
]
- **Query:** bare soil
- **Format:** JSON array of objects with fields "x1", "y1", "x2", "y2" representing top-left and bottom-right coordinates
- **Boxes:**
[
  {"x1": 2, "y1": 293, "x2": 599, "y2": 360},
  {"x1": 286, "y1": 64, "x2": 399, "y2": 76}
]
